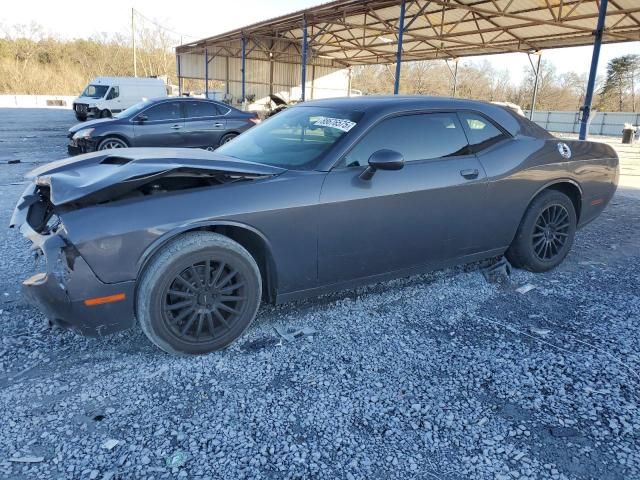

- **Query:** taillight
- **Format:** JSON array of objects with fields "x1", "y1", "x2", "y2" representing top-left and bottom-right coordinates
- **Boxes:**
[{"x1": 249, "y1": 117, "x2": 261, "y2": 124}]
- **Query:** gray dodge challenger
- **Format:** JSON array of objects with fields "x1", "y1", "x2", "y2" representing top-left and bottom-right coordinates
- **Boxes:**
[{"x1": 11, "y1": 96, "x2": 619, "y2": 355}]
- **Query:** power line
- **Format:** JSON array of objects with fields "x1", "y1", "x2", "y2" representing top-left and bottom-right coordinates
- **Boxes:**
[{"x1": 132, "y1": 8, "x2": 195, "y2": 42}]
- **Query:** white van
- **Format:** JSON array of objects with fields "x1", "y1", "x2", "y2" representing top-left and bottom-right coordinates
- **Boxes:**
[{"x1": 72, "y1": 77, "x2": 168, "y2": 120}]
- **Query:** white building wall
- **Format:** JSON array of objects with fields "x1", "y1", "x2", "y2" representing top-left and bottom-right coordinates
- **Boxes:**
[
  {"x1": 177, "y1": 51, "x2": 349, "y2": 111},
  {"x1": 526, "y1": 110, "x2": 640, "y2": 136}
]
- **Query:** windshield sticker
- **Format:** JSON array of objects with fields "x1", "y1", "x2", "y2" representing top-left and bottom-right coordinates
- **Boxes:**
[{"x1": 313, "y1": 117, "x2": 356, "y2": 132}]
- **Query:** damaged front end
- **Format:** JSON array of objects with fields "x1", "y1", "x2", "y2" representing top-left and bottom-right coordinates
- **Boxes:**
[
  {"x1": 10, "y1": 148, "x2": 284, "y2": 337},
  {"x1": 10, "y1": 182, "x2": 136, "y2": 336}
]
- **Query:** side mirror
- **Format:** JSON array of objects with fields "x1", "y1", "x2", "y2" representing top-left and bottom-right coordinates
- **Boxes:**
[
  {"x1": 360, "y1": 149, "x2": 404, "y2": 180},
  {"x1": 135, "y1": 114, "x2": 148, "y2": 123}
]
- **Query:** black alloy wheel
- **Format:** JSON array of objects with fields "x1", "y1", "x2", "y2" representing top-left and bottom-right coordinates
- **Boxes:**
[
  {"x1": 506, "y1": 189, "x2": 577, "y2": 272},
  {"x1": 532, "y1": 204, "x2": 571, "y2": 261},
  {"x1": 163, "y1": 260, "x2": 247, "y2": 342},
  {"x1": 137, "y1": 232, "x2": 262, "y2": 355}
]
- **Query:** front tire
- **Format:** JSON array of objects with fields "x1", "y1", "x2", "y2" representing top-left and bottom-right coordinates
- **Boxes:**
[
  {"x1": 99, "y1": 109, "x2": 112, "y2": 118},
  {"x1": 97, "y1": 137, "x2": 128, "y2": 150},
  {"x1": 506, "y1": 190, "x2": 576, "y2": 272},
  {"x1": 136, "y1": 232, "x2": 262, "y2": 355}
]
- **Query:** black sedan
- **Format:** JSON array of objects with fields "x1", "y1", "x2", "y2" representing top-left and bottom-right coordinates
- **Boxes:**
[
  {"x1": 12, "y1": 96, "x2": 618, "y2": 355},
  {"x1": 67, "y1": 97, "x2": 260, "y2": 155}
]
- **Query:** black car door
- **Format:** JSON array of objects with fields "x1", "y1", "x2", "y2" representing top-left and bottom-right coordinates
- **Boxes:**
[
  {"x1": 317, "y1": 112, "x2": 489, "y2": 284},
  {"x1": 182, "y1": 101, "x2": 227, "y2": 148},
  {"x1": 132, "y1": 101, "x2": 185, "y2": 147}
]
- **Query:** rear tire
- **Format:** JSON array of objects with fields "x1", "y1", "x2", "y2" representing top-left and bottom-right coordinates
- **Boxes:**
[
  {"x1": 219, "y1": 133, "x2": 237, "y2": 146},
  {"x1": 506, "y1": 190, "x2": 576, "y2": 272},
  {"x1": 136, "y1": 232, "x2": 262, "y2": 355}
]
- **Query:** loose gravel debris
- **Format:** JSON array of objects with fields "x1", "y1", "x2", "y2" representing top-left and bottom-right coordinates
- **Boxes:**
[
  {"x1": 0, "y1": 109, "x2": 639, "y2": 479},
  {"x1": 515, "y1": 283, "x2": 536, "y2": 294}
]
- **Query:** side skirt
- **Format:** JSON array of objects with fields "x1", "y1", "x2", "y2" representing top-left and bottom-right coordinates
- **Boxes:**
[{"x1": 275, "y1": 247, "x2": 507, "y2": 304}]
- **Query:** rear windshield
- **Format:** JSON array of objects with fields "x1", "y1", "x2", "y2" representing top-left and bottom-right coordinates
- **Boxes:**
[
  {"x1": 81, "y1": 84, "x2": 110, "y2": 99},
  {"x1": 216, "y1": 106, "x2": 363, "y2": 170}
]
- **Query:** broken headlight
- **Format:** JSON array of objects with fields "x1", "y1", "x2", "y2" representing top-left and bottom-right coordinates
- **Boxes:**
[{"x1": 72, "y1": 128, "x2": 94, "y2": 140}]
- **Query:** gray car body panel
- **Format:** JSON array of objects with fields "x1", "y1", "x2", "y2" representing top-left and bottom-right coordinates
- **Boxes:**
[{"x1": 12, "y1": 96, "x2": 619, "y2": 336}]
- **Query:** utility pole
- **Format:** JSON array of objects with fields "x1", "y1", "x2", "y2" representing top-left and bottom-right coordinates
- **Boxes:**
[{"x1": 132, "y1": 8, "x2": 137, "y2": 77}]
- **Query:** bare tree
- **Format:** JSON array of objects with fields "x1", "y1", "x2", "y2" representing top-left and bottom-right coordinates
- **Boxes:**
[{"x1": 0, "y1": 19, "x2": 179, "y2": 95}]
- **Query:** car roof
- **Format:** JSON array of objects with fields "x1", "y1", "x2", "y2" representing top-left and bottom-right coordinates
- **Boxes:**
[
  {"x1": 300, "y1": 95, "x2": 542, "y2": 138},
  {"x1": 91, "y1": 77, "x2": 164, "y2": 84},
  {"x1": 141, "y1": 96, "x2": 239, "y2": 110},
  {"x1": 301, "y1": 95, "x2": 499, "y2": 112},
  {"x1": 148, "y1": 97, "x2": 224, "y2": 103}
]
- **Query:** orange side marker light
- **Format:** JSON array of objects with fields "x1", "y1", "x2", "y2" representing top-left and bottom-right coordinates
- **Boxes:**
[
  {"x1": 84, "y1": 293, "x2": 126, "y2": 306},
  {"x1": 591, "y1": 198, "x2": 604, "y2": 206}
]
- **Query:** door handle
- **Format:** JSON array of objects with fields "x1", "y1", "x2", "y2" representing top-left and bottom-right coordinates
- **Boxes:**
[
  {"x1": 460, "y1": 168, "x2": 479, "y2": 179},
  {"x1": 171, "y1": 124, "x2": 182, "y2": 129},
  {"x1": 214, "y1": 123, "x2": 223, "y2": 127}
]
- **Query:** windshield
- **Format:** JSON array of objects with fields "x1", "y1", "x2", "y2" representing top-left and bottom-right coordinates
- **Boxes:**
[
  {"x1": 81, "y1": 84, "x2": 110, "y2": 99},
  {"x1": 116, "y1": 99, "x2": 153, "y2": 119},
  {"x1": 216, "y1": 106, "x2": 363, "y2": 170}
]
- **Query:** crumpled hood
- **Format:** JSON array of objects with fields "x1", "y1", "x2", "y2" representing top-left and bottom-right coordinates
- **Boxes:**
[{"x1": 27, "y1": 147, "x2": 286, "y2": 206}]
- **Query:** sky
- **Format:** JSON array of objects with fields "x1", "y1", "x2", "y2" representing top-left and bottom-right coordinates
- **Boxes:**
[{"x1": 2, "y1": 0, "x2": 639, "y2": 85}]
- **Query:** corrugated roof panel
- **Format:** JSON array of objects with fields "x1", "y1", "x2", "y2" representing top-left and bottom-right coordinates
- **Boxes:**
[
  {"x1": 176, "y1": 0, "x2": 640, "y2": 71},
  {"x1": 376, "y1": 6, "x2": 404, "y2": 22}
]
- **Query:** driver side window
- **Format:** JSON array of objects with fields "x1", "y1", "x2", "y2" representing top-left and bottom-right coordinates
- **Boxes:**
[
  {"x1": 143, "y1": 102, "x2": 182, "y2": 121},
  {"x1": 342, "y1": 112, "x2": 469, "y2": 168}
]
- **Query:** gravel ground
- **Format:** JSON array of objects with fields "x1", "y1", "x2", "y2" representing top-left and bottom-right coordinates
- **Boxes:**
[{"x1": 0, "y1": 108, "x2": 639, "y2": 480}]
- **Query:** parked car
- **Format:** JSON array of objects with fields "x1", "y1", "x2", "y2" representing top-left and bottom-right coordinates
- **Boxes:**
[
  {"x1": 265, "y1": 94, "x2": 290, "y2": 117},
  {"x1": 12, "y1": 96, "x2": 618, "y2": 355},
  {"x1": 67, "y1": 97, "x2": 260, "y2": 155},
  {"x1": 72, "y1": 76, "x2": 168, "y2": 121}
]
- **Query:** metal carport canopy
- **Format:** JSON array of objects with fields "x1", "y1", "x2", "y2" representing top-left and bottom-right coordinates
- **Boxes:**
[{"x1": 176, "y1": 0, "x2": 640, "y2": 137}]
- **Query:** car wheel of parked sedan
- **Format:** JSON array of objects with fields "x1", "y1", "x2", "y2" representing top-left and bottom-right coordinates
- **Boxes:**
[
  {"x1": 506, "y1": 190, "x2": 576, "y2": 272},
  {"x1": 219, "y1": 133, "x2": 237, "y2": 146},
  {"x1": 97, "y1": 137, "x2": 128, "y2": 150},
  {"x1": 136, "y1": 231, "x2": 262, "y2": 355}
]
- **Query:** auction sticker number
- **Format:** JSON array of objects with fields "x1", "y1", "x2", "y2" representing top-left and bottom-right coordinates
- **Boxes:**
[{"x1": 313, "y1": 117, "x2": 357, "y2": 132}]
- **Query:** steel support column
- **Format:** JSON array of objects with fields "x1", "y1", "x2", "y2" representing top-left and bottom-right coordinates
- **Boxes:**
[
  {"x1": 225, "y1": 56, "x2": 230, "y2": 95},
  {"x1": 579, "y1": 0, "x2": 608, "y2": 140},
  {"x1": 528, "y1": 52, "x2": 542, "y2": 120},
  {"x1": 269, "y1": 55, "x2": 274, "y2": 95},
  {"x1": 394, "y1": 0, "x2": 406, "y2": 95},
  {"x1": 241, "y1": 33, "x2": 247, "y2": 105},
  {"x1": 177, "y1": 54, "x2": 182, "y2": 96},
  {"x1": 204, "y1": 48, "x2": 209, "y2": 98},
  {"x1": 301, "y1": 16, "x2": 308, "y2": 101}
]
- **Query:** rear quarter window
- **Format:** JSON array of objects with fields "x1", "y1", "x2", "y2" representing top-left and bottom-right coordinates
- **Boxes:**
[{"x1": 458, "y1": 112, "x2": 508, "y2": 152}]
